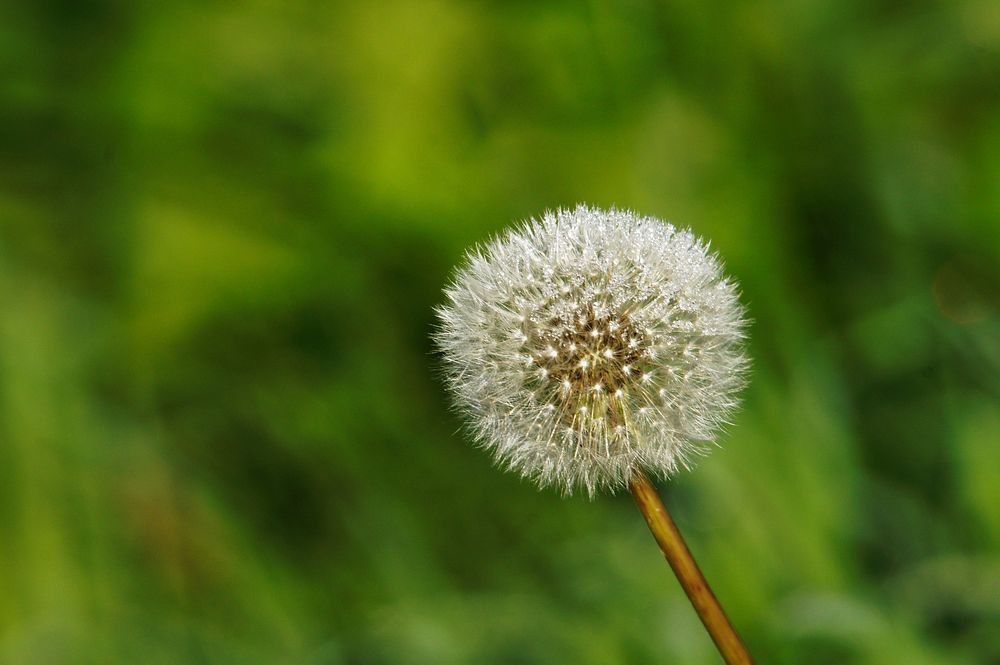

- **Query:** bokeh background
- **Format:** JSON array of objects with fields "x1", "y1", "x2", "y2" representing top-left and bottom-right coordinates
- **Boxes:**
[{"x1": 2, "y1": 1, "x2": 1000, "y2": 663}]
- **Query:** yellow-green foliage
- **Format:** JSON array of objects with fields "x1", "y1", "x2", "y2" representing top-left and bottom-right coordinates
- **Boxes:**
[{"x1": 0, "y1": 1, "x2": 998, "y2": 663}]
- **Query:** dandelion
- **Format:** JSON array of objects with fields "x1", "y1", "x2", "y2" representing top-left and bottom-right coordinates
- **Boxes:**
[
  {"x1": 436, "y1": 205, "x2": 747, "y2": 496},
  {"x1": 436, "y1": 205, "x2": 753, "y2": 664}
]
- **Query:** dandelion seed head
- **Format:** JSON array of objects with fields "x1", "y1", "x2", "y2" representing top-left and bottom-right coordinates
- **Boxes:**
[{"x1": 435, "y1": 205, "x2": 748, "y2": 497}]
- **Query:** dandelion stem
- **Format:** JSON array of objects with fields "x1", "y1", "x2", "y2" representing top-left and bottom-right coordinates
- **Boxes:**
[{"x1": 629, "y1": 470, "x2": 754, "y2": 665}]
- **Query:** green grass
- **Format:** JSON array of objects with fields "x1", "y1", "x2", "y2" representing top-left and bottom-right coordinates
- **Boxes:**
[{"x1": 0, "y1": 1, "x2": 998, "y2": 663}]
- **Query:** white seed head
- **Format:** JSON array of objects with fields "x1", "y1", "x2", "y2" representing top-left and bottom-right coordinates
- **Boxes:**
[{"x1": 435, "y1": 205, "x2": 748, "y2": 497}]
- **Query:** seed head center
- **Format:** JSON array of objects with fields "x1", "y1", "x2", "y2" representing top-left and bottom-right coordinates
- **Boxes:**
[{"x1": 523, "y1": 308, "x2": 652, "y2": 416}]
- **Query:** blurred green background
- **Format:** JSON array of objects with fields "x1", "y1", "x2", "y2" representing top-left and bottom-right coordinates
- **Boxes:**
[{"x1": 2, "y1": 1, "x2": 999, "y2": 663}]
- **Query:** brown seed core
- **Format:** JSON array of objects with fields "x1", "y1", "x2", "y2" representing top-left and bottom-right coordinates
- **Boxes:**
[{"x1": 522, "y1": 306, "x2": 654, "y2": 431}]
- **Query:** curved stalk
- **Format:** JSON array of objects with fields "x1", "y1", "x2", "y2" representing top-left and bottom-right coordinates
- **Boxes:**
[{"x1": 629, "y1": 470, "x2": 755, "y2": 665}]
